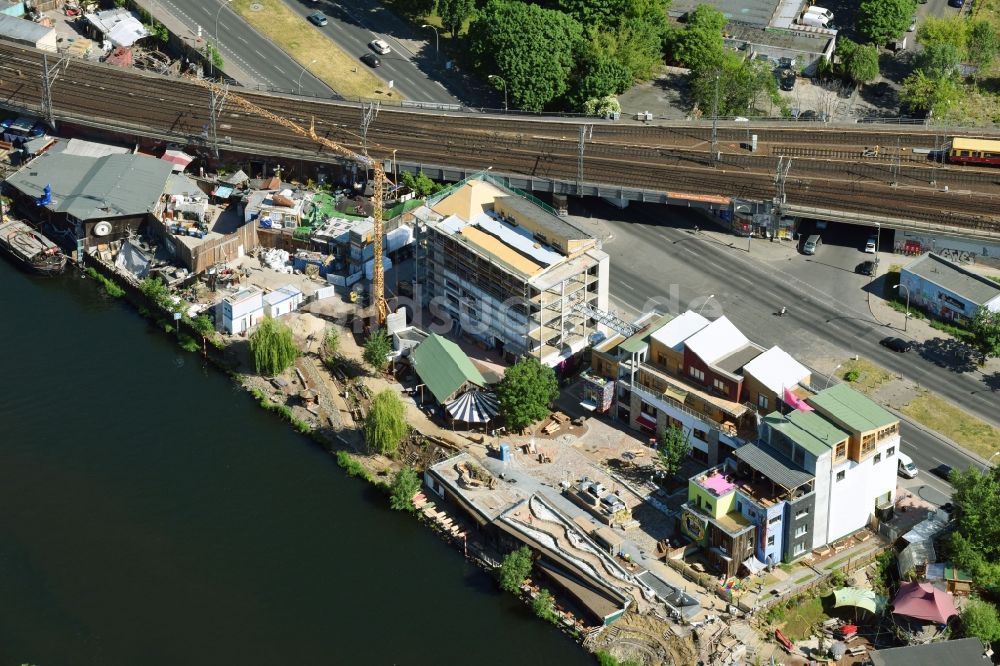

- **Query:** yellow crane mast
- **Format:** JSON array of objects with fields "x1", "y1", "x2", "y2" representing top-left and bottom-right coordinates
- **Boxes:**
[{"x1": 188, "y1": 78, "x2": 389, "y2": 325}]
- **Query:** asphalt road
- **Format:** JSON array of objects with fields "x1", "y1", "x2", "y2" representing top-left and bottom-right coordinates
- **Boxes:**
[
  {"x1": 160, "y1": 0, "x2": 335, "y2": 97},
  {"x1": 285, "y1": 0, "x2": 462, "y2": 105},
  {"x1": 580, "y1": 200, "x2": 995, "y2": 496}
]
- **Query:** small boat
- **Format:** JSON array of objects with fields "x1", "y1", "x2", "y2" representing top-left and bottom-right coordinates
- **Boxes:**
[{"x1": 0, "y1": 219, "x2": 67, "y2": 275}]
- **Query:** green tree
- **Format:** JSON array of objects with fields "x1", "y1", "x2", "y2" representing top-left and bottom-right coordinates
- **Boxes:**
[
  {"x1": 657, "y1": 425, "x2": 691, "y2": 478},
  {"x1": 915, "y1": 42, "x2": 961, "y2": 79},
  {"x1": 363, "y1": 328, "x2": 393, "y2": 371},
  {"x1": 916, "y1": 15, "x2": 969, "y2": 52},
  {"x1": 401, "y1": 170, "x2": 444, "y2": 196},
  {"x1": 970, "y1": 306, "x2": 1000, "y2": 363},
  {"x1": 532, "y1": 588, "x2": 559, "y2": 623},
  {"x1": 364, "y1": 389, "x2": 409, "y2": 456},
  {"x1": 961, "y1": 597, "x2": 1000, "y2": 644},
  {"x1": 468, "y1": 0, "x2": 584, "y2": 111},
  {"x1": 969, "y1": 21, "x2": 1000, "y2": 83},
  {"x1": 389, "y1": 465, "x2": 422, "y2": 511},
  {"x1": 322, "y1": 327, "x2": 340, "y2": 363},
  {"x1": 498, "y1": 545, "x2": 533, "y2": 592},
  {"x1": 947, "y1": 466, "x2": 1000, "y2": 587},
  {"x1": 497, "y1": 357, "x2": 560, "y2": 431},
  {"x1": 690, "y1": 51, "x2": 779, "y2": 117},
  {"x1": 665, "y1": 5, "x2": 726, "y2": 68},
  {"x1": 857, "y1": 0, "x2": 916, "y2": 45},
  {"x1": 249, "y1": 317, "x2": 299, "y2": 376},
  {"x1": 206, "y1": 44, "x2": 224, "y2": 71},
  {"x1": 438, "y1": 0, "x2": 476, "y2": 37},
  {"x1": 192, "y1": 314, "x2": 215, "y2": 337},
  {"x1": 836, "y1": 39, "x2": 881, "y2": 83},
  {"x1": 566, "y1": 50, "x2": 633, "y2": 111},
  {"x1": 901, "y1": 70, "x2": 961, "y2": 116},
  {"x1": 392, "y1": 0, "x2": 437, "y2": 19}
]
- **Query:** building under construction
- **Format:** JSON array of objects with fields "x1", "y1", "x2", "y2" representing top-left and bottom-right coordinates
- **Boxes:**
[{"x1": 417, "y1": 176, "x2": 609, "y2": 367}]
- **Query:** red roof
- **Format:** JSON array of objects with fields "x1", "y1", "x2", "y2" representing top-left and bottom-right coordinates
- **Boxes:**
[
  {"x1": 104, "y1": 47, "x2": 133, "y2": 68},
  {"x1": 892, "y1": 581, "x2": 958, "y2": 624}
]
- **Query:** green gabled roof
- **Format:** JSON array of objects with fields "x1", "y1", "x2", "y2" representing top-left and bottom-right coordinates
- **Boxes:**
[
  {"x1": 411, "y1": 334, "x2": 486, "y2": 403},
  {"x1": 764, "y1": 410, "x2": 849, "y2": 457},
  {"x1": 619, "y1": 314, "x2": 675, "y2": 355},
  {"x1": 808, "y1": 383, "x2": 898, "y2": 432}
]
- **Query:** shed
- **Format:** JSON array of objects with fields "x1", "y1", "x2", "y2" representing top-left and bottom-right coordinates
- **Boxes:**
[
  {"x1": 220, "y1": 287, "x2": 264, "y2": 335},
  {"x1": 84, "y1": 9, "x2": 150, "y2": 48},
  {"x1": 263, "y1": 285, "x2": 304, "y2": 319},
  {"x1": 926, "y1": 563, "x2": 973, "y2": 596},
  {"x1": 410, "y1": 333, "x2": 486, "y2": 404},
  {"x1": 0, "y1": 14, "x2": 56, "y2": 52}
]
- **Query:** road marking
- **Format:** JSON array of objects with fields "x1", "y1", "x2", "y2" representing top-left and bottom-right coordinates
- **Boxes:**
[
  {"x1": 273, "y1": 66, "x2": 286, "y2": 75},
  {"x1": 237, "y1": 35, "x2": 248, "y2": 44},
  {"x1": 618, "y1": 280, "x2": 636, "y2": 292},
  {"x1": 255, "y1": 50, "x2": 265, "y2": 57}
]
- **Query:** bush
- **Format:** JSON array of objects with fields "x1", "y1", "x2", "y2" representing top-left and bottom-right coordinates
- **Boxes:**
[
  {"x1": 532, "y1": 588, "x2": 559, "y2": 624},
  {"x1": 389, "y1": 465, "x2": 421, "y2": 512},
  {"x1": 499, "y1": 546, "x2": 533, "y2": 593},
  {"x1": 336, "y1": 450, "x2": 374, "y2": 482},
  {"x1": 85, "y1": 267, "x2": 125, "y2": 298},
  {"x1": 843, "y1": 368, "x2": 862, "y2": 383}
]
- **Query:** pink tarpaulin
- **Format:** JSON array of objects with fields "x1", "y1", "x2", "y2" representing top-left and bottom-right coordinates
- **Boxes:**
[
  {"x1": 892, "y1": 581, "x2": 958, "y2": 624},
  {"x1": 783, "y1": 388, "x2": 814, "y2": 412},
  {"x1": 160, "y1": 149, "x2": 193, "y2": 172}
]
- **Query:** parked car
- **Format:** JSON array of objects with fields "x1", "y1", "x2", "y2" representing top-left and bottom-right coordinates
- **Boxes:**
[
  {"x1": 369, "y1": 39, "x2": 391, "y2": 55},
  {"x1": 778, "y1": 68, "x2": 796, "y2": 91},
  {"x1": 948, "y1": 0, "x2": 964, "y2": 7},
  {"x1": 360, "y1": 53, "x2": 381, "y2": 68},
  {"x1": 930, "y1": 464, "x2": 954, "y2": 481},
  {"x1": 856, "y1": 260, "x2": 878, "y2": 276},
  {"x1": 864, "y1": 236, "x2": 877, "y2": 253},
  {"x1": 880, "y1": 336, "x2": 913, "y2": 353},
  {"x1": 897, "y1": 452, "x2": 918, "y2": 478},
  {"x1": 307, "y1": 11, "x2": 328, "y2": 26}
]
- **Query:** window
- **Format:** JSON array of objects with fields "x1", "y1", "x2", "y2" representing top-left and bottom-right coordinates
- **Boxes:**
[
  {"x1": 693, "y1": 428, "x2": 708, "y2": 442},
  {"x1": 794, "y1": 525, "x2": 808, "y2": 537},
  {"x1": 689, "y1": 367, "x2": 705, "y2": 381},
  {"x1": 769, "y1": 515, "x2": 781, "y2": 524},
  {"x1": 758, "y1": 394, "x2": 769, "y2": 409},
  {"x1": 874, "y1": 453, "x2": 882, "y2": 464},
  {"x1": 767, "y1": 535, "x2": 775, "y2": 546},
  {"x1": 795, "y1": 508, "x2": 809, "y2": 520},
  {"x1": 793, "y1": 542, "x2": 806, "y2": 556},
  {"x1": 836, "y1": 470, "x2": 845, "y2": 482},
  {"x1": 887, "y1": 446, "x2": 895, "y2": 457},
  {"x1": 713, "y1": 378, "x2": 727, "y2": 394},
  {"x1": 834, "y1": 442, "x2": 846, "y2": 461},
  {"x1": 737, "y1": 500, "x2": 743, "y2": 513}
]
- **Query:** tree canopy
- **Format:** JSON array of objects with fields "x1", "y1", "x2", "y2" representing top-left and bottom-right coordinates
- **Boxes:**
[
  {"x1": 916, "y1": 16, "x2": 969, "y2": 52},
  {"x1": 566, "y1": 49, "x2": 634, "y2": 111},
  {"x1": 497, "y1": 357, "x2": 560, "y2": 431},
  {"x1": 961, "y1": 597, "x2": 1000, "y2": 644},
  {"x1": 689, "y1": 51, "x2": 780, "y2": 117},
  {"x1": 836, "y1": 39, "x2": 881, "y2": 84},
  {"x1": 363, "y1": 328, "x2": 393, "y2": 372},
  {"x1": 665, "y1": 5, "x2": 725, "y2": 69},
  {"x1": 947, "y1": 466, "x2": 1000, "y2": 590},
  {"x1": 402, "y1": 170, "x2": 446, "y2": 197},
  {"x1": 857, "y1": 0, "x2": 916, "y2": 45},
  {"x1": 389, "y1": 465, "x2": 422, "y2": 512},
  {"x1": 969, "y1": 306, "x2": 1000, "y2": 363},
  {"x1": 657, "y1": 425, "x2": 691, "y2": 478},
  {"x1": 468, "y1": 0, "x2": 584, "y2": 111},
  {"x1": 901, "y1": 70, "x2": 961, "y2": 116},
  {"x1": 915, "y1": 42, "x2": 962, "y2": 79},
  {"x1": 498, "y1": 545, "x2": 533, "y2": 592},
  {"x1": 438, "y1": 0, "x2": 476, "y2": 37},
  {"x1": 968, "y1": 20, "x2": 1000, "y2": 78},
  {"x1": 249, "y1": 317, "x2": 299, "y2": 376},
  {"x1": 364, "y1": 389, "x2": 409, "y2": 456}
]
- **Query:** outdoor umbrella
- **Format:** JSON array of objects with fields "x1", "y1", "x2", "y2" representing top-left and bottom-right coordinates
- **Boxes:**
[
  {"x1": 832, "y1": 587, "x2": 885, "y2": 615},
  {"x1": 892, "y1": 581, "x2": 958, "y2": 624},
  {"x1": 445, "y1": 390, "x2": 499, "y2": 425}
]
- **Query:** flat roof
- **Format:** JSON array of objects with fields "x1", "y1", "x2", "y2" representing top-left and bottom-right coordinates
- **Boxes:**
[
  {"x1": 670, "y1": 0, "x2": 779, "y2": 27},
  {"x1": 764, "y1": 410, "x2": 848, "y2": 457},
  {"x1": 458, "y1": 224, "x2": 544, "y2": 276},
  {"x1": 429, "y1": 453, "x2": 524, "y2": 521},
  {"x1": 715, "y1": 343, "x2": 764, "y2": 374},
  {"x1": 726, "y1": 23, "x2": 835, "y2": 52},
  {"x1": 743, "y1": 346, "x2": 811, "y2": 395},
  {"x1": 869, "y1": 638, "x2": 986, "y2": 666},
  {"x1": 734, "y1": 442, "x2": 813, "y2": 490},
  {"x1": 0, "y1": 14, "x2": 54, "y2": 43},
  {"x1": 649, "y1": 310, "x2": 710, "y2": 352},
  {"x1": 808, "y1": 383, "x2": 897, "y2": 432},
  {"x1": 903, "y1": 252, "x2": 1000, "y2": 306},
  {"x1": 494, "y1": 190, "x2": 591, "y2": 242}
]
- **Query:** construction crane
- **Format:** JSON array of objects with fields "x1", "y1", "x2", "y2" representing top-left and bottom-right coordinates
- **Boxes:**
[{"x1": 188, "y1": 77, "x2": 389, "y2": 325}]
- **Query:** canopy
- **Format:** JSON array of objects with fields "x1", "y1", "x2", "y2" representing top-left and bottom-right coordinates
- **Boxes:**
[
  {"x1": 832, "y1": 587, "x2": 885, "y2": 615},
  {"x1": 445, "y1": 390, "x2": 498, "y2": 424},
  {"x1": 161, "y1": 149, "x2": 193, "y2": 172},
  {"x1": 892, "y1": 581, "x2": 958, "y2": 624}
]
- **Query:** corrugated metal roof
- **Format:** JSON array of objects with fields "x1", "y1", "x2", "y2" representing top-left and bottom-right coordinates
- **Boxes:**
[
  {"x1": 808, "y1": 383, "x2": 897, "y2": 432},
  {"x1": 0, "y1": 14, "x2": 53, "y2": 43},
  {"x1": 869, "y1": 638, "x2": 986, "y2": 666},
  {"x1": 734, "y1": 442, "x2": 813, "y2": 489},
  {"x1": 764, "y1": 409, "x2": 848, "y2": 457},
  {"x1": 902, "y1": 252, "x2": 1000, "y2": 307},
  {"x1": 411, "y1": 334, "x2": 486, "y2": 403},
  {"x1": 6, "y1": 152, "x2": 173, "y2": 221}
]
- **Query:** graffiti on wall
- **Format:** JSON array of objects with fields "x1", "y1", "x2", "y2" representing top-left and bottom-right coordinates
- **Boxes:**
[{"x1": 938, "y1": 247, "x2": 979, "y2": 265}]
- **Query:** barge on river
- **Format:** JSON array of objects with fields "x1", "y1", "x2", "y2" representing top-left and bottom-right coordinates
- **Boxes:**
[{"x1": 0, "y1": 220, "x2": 67, "y2": 275}]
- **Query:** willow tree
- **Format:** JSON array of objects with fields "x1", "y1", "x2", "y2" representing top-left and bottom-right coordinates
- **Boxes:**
[
  {"x1": 249, "y1": 317, "x2": 299, "y2": 376},
  {"x1": 364, "y1": 389, "x2": 409, "y2": 456}
]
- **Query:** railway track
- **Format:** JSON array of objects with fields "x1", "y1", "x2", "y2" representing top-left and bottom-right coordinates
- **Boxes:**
[{"x1": 1, "y1": 41, "x2": 999, "y2": 232}]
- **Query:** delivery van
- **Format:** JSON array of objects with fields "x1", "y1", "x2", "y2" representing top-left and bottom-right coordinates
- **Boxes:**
[
  {"x1": 898, "y1": 452, "x2": 918, "y2": 479},
  {"x1": 806, "y1": 6, "x2": 834, "y2": 21}
]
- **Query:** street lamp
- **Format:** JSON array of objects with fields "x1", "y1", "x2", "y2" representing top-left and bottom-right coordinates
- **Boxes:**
[
  {"x1": 989, "y1": 451, "x2": 1000, "y2": 466},
  {"x1": 824, "y1": 363, "x2": 842, "y2": 389},
  {"x1": 488, "y1": 75, "x2": 507, "y2": 112},
  {"x1": 297, "y1": 58, "x2": 318, "y2": 95},
  {"x1": 420, "y1": 24, "x2": 439, "y2": 58},
  {"x1": 893, "y1": 284, "x2": 910, "y2": 332},
  {"x1": 697, "y1": 294, "x2": 716, "y2": 315},
  {"x1": 213, "y1": 0, "x2": 233, "y2": 76}
]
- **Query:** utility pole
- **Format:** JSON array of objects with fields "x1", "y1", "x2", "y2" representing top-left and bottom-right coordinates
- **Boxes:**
[
  {"x1": 772, "y1": 156, "x2": 792, "y2": 242},
  {"x1": 711, "y1": 72, "x2": 720, "y2": 166},
  {"x1": 41, "y1": 54, "x2": 69, "y2": 131},
  {"x1": 891, "y1": 135, "x2": 901, "y2": 187},
  {"x1": 209, "y1": 82, "x2": 229, "y2": 158},
  {"x1": 577, "y1": 124, "x2": 592, "y2": 196},
  {"x1": 360, "y1": 101, "x2": 379, "y2": 157}
]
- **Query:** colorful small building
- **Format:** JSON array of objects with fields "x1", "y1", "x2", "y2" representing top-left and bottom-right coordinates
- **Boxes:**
[{"x1": 220, "y1": 287, "x2": 264, "y2": 335}]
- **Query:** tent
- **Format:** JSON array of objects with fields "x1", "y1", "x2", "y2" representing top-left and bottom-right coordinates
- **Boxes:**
[
  {"x1": 832, "y1": 587, "x2": 885, "y2": 615},
  {"x1": 445, "y1": 390, "x2": 498, "y2": 425},
  {"x1": 891, "y1": 581, "x2": 958, "y2": 624}
]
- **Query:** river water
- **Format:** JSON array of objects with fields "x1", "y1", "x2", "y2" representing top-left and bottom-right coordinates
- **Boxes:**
[{"x1": 0, "y1": 259, "x2": 591, "y2": 666}]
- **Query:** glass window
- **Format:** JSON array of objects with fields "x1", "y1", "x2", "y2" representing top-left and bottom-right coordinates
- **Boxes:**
[
  {"x1": 713, "y1": 378, "x2": 727, "y2": 393},
  {"x1": 795, "y1": 525, "x2": 807, "y2": 537},
  {"x1": 689, "y1": 367, "x2": 705, "y2": 381},
  {"x1": 887, "y1": 446, "x2": 895, "y2": 457},
  {"x1": 758, "y1": 394, "x2": 769, "y2": 409},
  {"x1": 767, "y1": 535, "x2": 775, "y2": 546},
  {"x1": 874, "y1": 453, "x2": 882, "y2": 464},
  {"x1": 693, "y1": 428, "x2": 708, "y2": 442},
  {"x1": 795, "y1": 508, "x2": 809, "y2": 520},
  {"x1": 836, "y1": 470, "x2": 845, "y2": 482},
  {"x1": 793, "y1": 542, "x2": 806, "y2": 555}
]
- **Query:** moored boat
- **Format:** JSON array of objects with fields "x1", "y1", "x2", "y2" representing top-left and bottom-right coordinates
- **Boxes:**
[{"x1": 0, "y1": 219, "x2": 67, "y2": 275}]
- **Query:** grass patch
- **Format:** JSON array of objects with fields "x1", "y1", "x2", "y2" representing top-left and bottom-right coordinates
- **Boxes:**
[
  {"x1": 250, "y1": 387, "x2": 313, "y2": 434},
  {"x1": 779, "y1": 596, "x2": 828, "y2": 641},
  {"x1": 927, "y1": 318, "x2": 976, "y2": 343},
  {"x1": 840, "y1": 358, "x2": 895, "y2": 395},
  {"x1": 779, "y1": 562, "x2": 794, "y2": 574},
  {"x1": 84, "y1": 266, "x2": 125, "y2": 298},
  {"x1": 231, "y1": 0, "x2": 400, "y2": 101},
  {"x1": 336, "y1": 450, "x2": 375, "y2": 482},
  {"x1": 793, "y1": 574, "x2": 814, "y2": 585},
  {"x1": 824, "y1": 555, "x2": 852, "y2": 571},
  {"x1": 900, "y1": 392, "x2": 1000, "y2": 460}
]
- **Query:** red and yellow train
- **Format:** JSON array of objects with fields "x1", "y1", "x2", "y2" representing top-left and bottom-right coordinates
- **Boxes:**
[{"x1": 947, "y1": 137, "x2": 1000, "y2": 166}]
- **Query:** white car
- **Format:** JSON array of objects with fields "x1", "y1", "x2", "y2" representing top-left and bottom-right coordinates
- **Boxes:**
[
  {"x1": 369, "y1": 39, "x2": 391, "y2": 55},
  {"x1": 864, "y1": 236, "x2": 877, "y2": 253}
]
